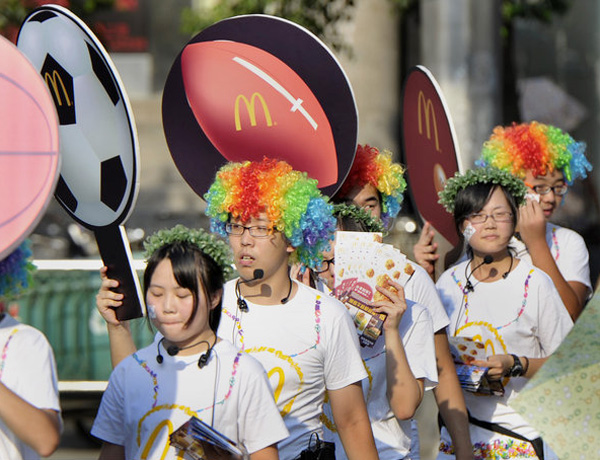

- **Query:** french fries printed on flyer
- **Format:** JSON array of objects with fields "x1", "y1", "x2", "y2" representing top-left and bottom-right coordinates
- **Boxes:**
[{"x1": 333, "y1": 232, "x2": 414, "y2": 347}]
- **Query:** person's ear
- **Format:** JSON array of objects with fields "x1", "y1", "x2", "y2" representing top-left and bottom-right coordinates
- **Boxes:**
[{"x1": 210, "y1": 289, "x2": 223, "y2": 310}]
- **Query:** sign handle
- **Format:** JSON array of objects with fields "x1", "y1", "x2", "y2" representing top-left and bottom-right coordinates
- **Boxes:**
[{"x1": 94, "y1": 225, "x2": 144, "y2": 321}]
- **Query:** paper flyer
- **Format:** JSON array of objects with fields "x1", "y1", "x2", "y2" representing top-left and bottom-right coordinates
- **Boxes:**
[
  {"x1": 169, "y1": 416, "x2": 245, "y2": 460},
  {"x1": 333, "y1": 231, "x2": 416, "y2": 347},
  {"x1": 448, "y1": 336, "x2": 504, "y2": 396}
]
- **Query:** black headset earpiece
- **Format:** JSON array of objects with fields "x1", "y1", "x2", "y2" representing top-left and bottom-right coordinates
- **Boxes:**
[
  {"x1": 198, "y1": 347, "x2": 211, "y2": 369},
  {"x1": 156, "y1": 338, "x2": 165, "y2": 364}
]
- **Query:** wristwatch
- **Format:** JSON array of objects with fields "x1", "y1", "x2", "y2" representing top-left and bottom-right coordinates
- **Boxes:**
[{"x1": 508, "y1": 354, "x2": 524, "y2": 377}]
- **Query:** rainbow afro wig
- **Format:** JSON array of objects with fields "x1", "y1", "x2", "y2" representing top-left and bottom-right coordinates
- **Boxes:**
[
  {"x1": 477, "y1": 121, "x2": 592, "y2": 184},
  {"x1": 204, "y1": 158, "x2": 336, "y2": 270},
  {"x1": 0, "y1": 240, "x2": 36, "y2": 301},
  {"x1": 336, "y1": 144, "x2": 407, "y2": 227}
]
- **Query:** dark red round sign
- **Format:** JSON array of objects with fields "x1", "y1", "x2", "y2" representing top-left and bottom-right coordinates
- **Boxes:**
[{"x1": 401, "y1": 65, "x2": 462, "y2": 246}]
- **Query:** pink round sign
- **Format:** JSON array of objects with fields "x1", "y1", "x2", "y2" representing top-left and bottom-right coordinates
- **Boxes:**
[{"x1": 0, "y1": 35, "x2": 60, "y2": 261}]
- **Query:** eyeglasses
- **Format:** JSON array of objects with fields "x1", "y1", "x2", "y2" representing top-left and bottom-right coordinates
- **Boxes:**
[
  {"x1": 524, "y1": 182, "x2": 568, "y2": 196},
  {"x1": 225, "y1": 223, "x2": 274, "y2": 238},
  {"x1": 467, "y1": 211, "x2": 513, "y2": 224},
  {"x1": 314, "y1": 257, "x2": 335, "y2": 274}
]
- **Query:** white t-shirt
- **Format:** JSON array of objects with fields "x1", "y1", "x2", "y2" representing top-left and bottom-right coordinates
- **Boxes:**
[
  {"x1": 0, "y1": 314, "x2": 61, "y2": 460},
  {"x1": 435, "y1": 259, "x2": 573, "y2": 457},
  {"x1": 91, "y1": 338, "x2": 288, "y2": 459},
  {"x1": 219, "y1": 279, "x2": 367, "y2": 460},
  {"x1": 322, "y1": 299, "x2": 438, "y2": 459},
  {"x1": 512, "y1": 223, "x2": 592, "y2": 295}
]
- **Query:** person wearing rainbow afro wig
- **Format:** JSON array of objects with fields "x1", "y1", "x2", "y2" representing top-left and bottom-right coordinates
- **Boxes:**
[
  {"x1": 333, "y1": 144, "x2": 407, "y2": 228},
  {"x1": 477, "y1": 121, "x2": 593, "y2": 320},
  {"x1": 0, "y1": 241, "x2": 62, "y2": 459},
  {"x1": 204, "y1": 158, "x2": 379, "y2": 460}
]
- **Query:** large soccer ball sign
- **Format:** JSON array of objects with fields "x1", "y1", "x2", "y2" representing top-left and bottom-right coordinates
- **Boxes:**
[
  {"x1": 0, "y1": 36, "x2": 60, "y2": 261},
  {"x1": 163, "y1": 15, "x2": 358, "y2": 198},
  {"x1": 17, "y1": 5, "x2": 139, "y2": 229}
]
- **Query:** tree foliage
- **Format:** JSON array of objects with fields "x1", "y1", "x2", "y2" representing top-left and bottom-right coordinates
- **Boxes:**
[{"x1": 181, "y1": 0, "x2": 355, "y2": 52}]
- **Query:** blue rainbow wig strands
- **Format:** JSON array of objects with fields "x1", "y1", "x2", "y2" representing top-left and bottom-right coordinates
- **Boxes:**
[{"x1": 0, "y1": 240, "x2": 36, "y2": 301}]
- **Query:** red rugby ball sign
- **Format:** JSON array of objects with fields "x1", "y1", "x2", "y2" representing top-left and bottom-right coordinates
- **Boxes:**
[{"x1": 180, "y1": 40, "x2": 337, "y2": 187}]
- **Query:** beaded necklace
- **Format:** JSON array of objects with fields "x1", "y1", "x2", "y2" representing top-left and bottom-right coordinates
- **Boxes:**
[
  {"x1": 451, "y1": 265, "x2": 534, "y2": 330},
  {"x1": 551, "y1": 226, "x2": 560, "y2": 261},
  {"x1": 0, "y1": 327, "x2": 19, "y2": 380},
  {"x1": 133, "y1": 346, "x2": 241, "y2": 413}
]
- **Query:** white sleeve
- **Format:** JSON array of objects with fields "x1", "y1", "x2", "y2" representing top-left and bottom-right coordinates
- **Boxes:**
[
  {"x1": 534, "y1": 273, "x2": 574, "y2": 355},
  {"x1": 11, "y1": 327, "x2": 60, "y2": 413},
  {"x1": 404, "y1": 262, "x2": 450, "y2": 333},
  {"x1": 402, "y1": 301, "x2": 438, "y2": 391},
  {"x1": 322, "y1": 299, "x2": 368, "y2": 390},
  {"x1": 553, "y1": 226, "x2": 592, "y2": 293},
  {"x1": 90, "y1": 363, "x2": 127, "y2": 445}
]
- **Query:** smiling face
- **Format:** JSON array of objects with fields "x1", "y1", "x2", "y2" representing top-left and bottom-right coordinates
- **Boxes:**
[
  {"x1": 228, "y1": 213, "x2": 293, "y2": 284},
  {"x1": 146, "y1": 258, "x2": 216, "y2": 351},
  {"x1": 460, "y1": 187, "x2": 515, "y2": 258},
  {"x1": 524, "y1": 169, "x2": 566, "y2": 219}
]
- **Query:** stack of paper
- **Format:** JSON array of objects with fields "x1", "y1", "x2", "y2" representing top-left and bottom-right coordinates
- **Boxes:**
[
  {"x1": 169, "y1": 416, "x2": 245, "y2": 460},
  {"x1": 333, "y1": 231, "x2": 416, "y2": 347}
]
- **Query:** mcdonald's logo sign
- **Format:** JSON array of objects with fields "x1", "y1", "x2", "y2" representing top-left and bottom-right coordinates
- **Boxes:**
[
  {"x1": 417, "y1": 91, "x2": 441, "y2": 152},
  {"x1": 44, "y1": 71, "x2": 73, "y2": 108},
  {"x1": 234, "y1": 92, "x2": 273, "y2": 131},
  {"x1": 40, "y1": 54, "x2": 76, "y2": 125}
]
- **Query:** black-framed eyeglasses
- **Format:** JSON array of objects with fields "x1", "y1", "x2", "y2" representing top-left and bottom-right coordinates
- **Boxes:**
[
  {"x1": 314, "y1": 257, "x2": 335, "y2": 274},
  {"x1": 524, "y1": 182, "x2": 568, "y2": 196},
  {"x1": 225, "y1": 223, "x2": 274, "y2": 238},
  {"x1": 467, "y1": 211, "x2": 513, "y2": 224}
]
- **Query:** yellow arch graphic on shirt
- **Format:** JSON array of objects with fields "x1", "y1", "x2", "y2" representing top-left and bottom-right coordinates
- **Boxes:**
[
  {"x1": 267, "y1": 366, "x2": 294, "y2": 417},
  {"x1": 137, "y1": 404, "x2": 197, "y2": 447},
  {"x1": 246, "y1": 346, "x2": 303, "y2": 418},
  {"x1": 141, "y1": 419, "x2": 174, "y2": 460},
  {"x1": 455, "y1": 321, "x2": 510, "y2": 386}
]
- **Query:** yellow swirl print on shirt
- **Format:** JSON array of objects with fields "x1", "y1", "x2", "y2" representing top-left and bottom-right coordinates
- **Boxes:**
[{"x1": 137, "y1": 404, "x2": 197, "y2": 460}]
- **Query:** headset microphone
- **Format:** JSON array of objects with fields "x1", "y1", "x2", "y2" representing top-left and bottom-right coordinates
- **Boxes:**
[
  {"x1": 236, "y1": 269, "x2": 264, "y2": 312},
  {"x1": 464, "y1": 255, "x2": 493, "y2": 292}
]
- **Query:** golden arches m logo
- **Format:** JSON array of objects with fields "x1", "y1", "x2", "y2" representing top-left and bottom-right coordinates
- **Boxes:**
[
  {"x1": 417, "y1": 91, "x2": 440, "y2": 152},
  {"x1": 234, "y1": 92, "x2": 273, "y2": 131},
  {"x1": 44, "y1": 71, "x2": 73, "y2": 107}
]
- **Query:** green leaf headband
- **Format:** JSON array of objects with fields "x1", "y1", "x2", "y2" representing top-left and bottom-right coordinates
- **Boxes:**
[
  {"x1": 333, "y1": 203, "x2": 387, "y2": 235},
  {"x1": 143, "y1": 225, "x2": 234, "y2": 279},
  {"x1": 438, "y1": 167, "x2": 528, "y2": 213}
]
